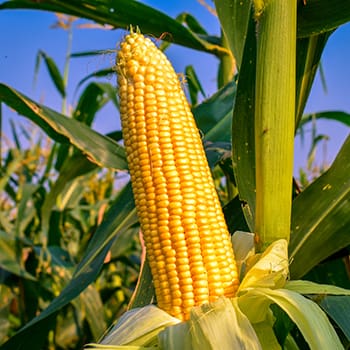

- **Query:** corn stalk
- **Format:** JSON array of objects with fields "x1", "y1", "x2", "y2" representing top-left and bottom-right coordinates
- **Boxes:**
[{"x1": 254, "y1": 0, "x2": 296, "y2": 251}]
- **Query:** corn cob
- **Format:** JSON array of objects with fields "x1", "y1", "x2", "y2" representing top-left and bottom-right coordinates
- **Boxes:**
[{"x1": 117, "y1": 31, "x2": 239, "y2": 321}]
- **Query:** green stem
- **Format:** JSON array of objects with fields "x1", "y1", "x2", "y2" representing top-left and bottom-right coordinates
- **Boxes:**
[{"x1": 254, "y1": 0, "x2": 296, "y2": 251}]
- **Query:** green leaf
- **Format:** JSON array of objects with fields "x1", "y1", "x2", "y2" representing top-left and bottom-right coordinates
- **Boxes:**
[
  {"x1": 217, "y1": 32, "x2": 235, "y2": 89},
  {"x1": 74, "y1": 82, "x2": 119, "y2": 126},
  {"x1": 1, "y1": 183, "x2": 138, "y2": 350},
  {"x1": 319, "y1": 295, "x2": 350, "y2": 341},
  {"x1": 204, "y1": 141, "x2": 231, "y2": 169},
  {"x1": 299, "y1": 110, "x2": 350, "y2": 129},
  {"x1": 0, "y1": 153, "x2": 23, "y2": 194},
  {"x1": 303, "y1": 257, "x2": 350, "y2": 289},
  {"x1": 0, "y1": 83, "x2": 127, "y2": 170},
  {"x1": 230, "y1": 15, "x2": 257, "y2": 231},
  {"x1": 289, "y1": 134, "x2": 350, "y2": 279},
  {"x1": 71, "y1": 49, "x2": 115, "y2": 58},
  {"x1": 128, "y1": 258, "x2": 155, "y2": 310},
  {"x1": 297, "y1": 0, "x2": 350, "y2": 38},
  {"x1": 214, "y1": 0, "x2": 252, "y2": 69},
  {"x1": 185, "y1": 65, "x2": 205, "y2": 106},
  {"x1": 176, "y1": 12, "x2": 208, "y2": 35},
  {"x1": 0, "y1": 0, "x2": 228, "y2": 57},
  {"x1": 223, "y1": 197, "x2": 250, "y2": 234},
  {"x1": 34, "y1": 50, "x2": 66, "y2": 97},
  {"x1": 40, "y1": 152, "x2": 98, "y2": 238},
  {"x1": 82, "y1": 285, "x2": 107, "y2": 341},
  {"x1": 193, "y1": 80, "x2": 236, "y2": 142},
  {"x1": 0, "y1": 287, "x2": 12, "y2": 342},
  {"x1": 0, "y1": 230, "x2": 36, "y2": 281},
  {"x1": 76, "y1": 67, "x2": 115, "y2": 90},
  {"x1": 295, "y1": 33, "x2": 332, "y2": 126},
  {"x1": 14, "y1": 183, "x2": 38, "y2": 238}
]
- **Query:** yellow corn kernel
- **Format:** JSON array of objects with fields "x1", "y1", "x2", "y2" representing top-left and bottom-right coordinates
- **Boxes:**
[{"x1": 117, "y1": 31, "x2": 239, "y2": 321}]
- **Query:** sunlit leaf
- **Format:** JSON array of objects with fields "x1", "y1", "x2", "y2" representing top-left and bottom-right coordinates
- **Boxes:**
[
  {"x1": 0, "y1": 83, "x2": 127, "y2": 170},
  {"x1": 0, "y1": 0, "x2": 228, "y2": 57},
  {"x1": 290, "y1": 134, "x2": 350, "y2": 279},
  {"x1": 295, "y1": 33, "x2": 332, "y2": 125},
  {"x1": 76, "y1": 68, "x2": 115, "y2": 89},
  {"x1": 299, "y1": 110, "x2": 350, "y2": 129},
  {"x1": 34, "y1": 50, "x2": 66, "y2": 97},
  {"x1": 214, "y1": 0, "x2": 252, "y2": 69},
  {"x1": 176, "y1": 12, "x2": 208, "y2": 35}
]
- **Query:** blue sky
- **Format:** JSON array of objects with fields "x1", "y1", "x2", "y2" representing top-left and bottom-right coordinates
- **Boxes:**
[{"x1": 1, "y1": 1, "x2": 349, "y2": 175}]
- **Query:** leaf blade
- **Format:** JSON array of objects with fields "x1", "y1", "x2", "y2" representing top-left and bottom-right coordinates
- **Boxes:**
[
  {"x1": 0, "y1": 83, "x2": 127, "y2": 170},
  {"x1": 290, "y1": 134, "x2": 350, "y2": 279}
]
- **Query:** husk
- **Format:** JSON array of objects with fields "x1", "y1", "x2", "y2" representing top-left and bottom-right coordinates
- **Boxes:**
[
  {"x1": 88, "y1": 238, "x2": 349, "y2": 350},
  {"x1": 99, "y1": 305, "x2": 180, "y2": 347}
]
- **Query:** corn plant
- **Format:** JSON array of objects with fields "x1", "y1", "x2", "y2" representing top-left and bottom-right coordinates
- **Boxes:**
[{"x1": 1, "y1": 0, "x2": 350, "y2": 349}]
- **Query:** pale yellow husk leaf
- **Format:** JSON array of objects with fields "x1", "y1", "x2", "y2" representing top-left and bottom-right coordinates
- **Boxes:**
[{"x1": 99, "y1": 305, "x2": 180, "y2": 347}]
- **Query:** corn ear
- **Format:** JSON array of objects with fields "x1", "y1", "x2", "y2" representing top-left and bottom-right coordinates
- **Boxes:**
[{"x1": 116, "y1": 31, "x2": 239, "y2": 320}]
